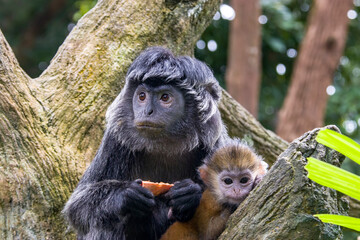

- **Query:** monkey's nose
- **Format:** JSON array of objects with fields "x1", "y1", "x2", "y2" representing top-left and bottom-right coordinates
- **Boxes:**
[
  {"x1": 233, "y1": 189, "x2": 240, "y2": 194},
  {"x1": 147, "y1": 109, "x2": 154, "y2": 115}
]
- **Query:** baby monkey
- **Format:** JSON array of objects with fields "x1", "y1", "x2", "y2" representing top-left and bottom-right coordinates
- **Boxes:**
[{"x1": 161, "y1": 139, "x2": 268, "y2": 240}]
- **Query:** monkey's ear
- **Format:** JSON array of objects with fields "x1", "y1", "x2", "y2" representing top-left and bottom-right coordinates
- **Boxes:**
[
  {"x1": 252, "y1": 175, "x2": 264, "y2": 190},
  {"x1": 198, "y1": 165, "x2": 209, "y2": 185},
  {"x1": 258, "y1": 161, "x2": 269, "y2": 175},
  {"x1": 252, "y1": 161, "x2": 269, "y2": 190}
]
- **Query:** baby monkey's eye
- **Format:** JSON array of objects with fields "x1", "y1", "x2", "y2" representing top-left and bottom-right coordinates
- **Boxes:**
[
  {"x1": 160, "y1": 93, "x2": 170, "y2": 102},
  {"x1": 240, "y1": 177, "x2": 249, "y2": 184},
  {"x1": 223, "y1": 178, "x2": 233, "y2": 185},
  {"x1": 139, "y1": 92, "x2": 146, "y2": 101}
]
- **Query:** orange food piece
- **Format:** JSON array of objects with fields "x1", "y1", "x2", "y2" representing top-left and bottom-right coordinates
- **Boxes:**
[{"x1": 141, "y1": 181, "x2": 174, "y2": 196}]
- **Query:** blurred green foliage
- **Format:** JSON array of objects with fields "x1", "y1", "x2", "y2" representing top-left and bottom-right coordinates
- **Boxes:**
[
  {"x1": 0, "y1": 0, "x2": 359, "y2": 238},
  {"x1": 0, "y1": 0, "x2": 78, "y2": 77},
  {"x1": 73, "y1": 0, "x2": 96, "y2": 21}
]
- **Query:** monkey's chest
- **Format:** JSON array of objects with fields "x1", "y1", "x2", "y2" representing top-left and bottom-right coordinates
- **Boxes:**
[{"x1": 133, "y1": 153, "x2": 201, "y2": 183}]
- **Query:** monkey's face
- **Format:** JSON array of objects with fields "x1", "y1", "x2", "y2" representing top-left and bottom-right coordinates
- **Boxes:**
[
  {"x1": 132, "y1": 83, "x2": 185, "y2": 139},
  {"x1": 217, "y1": 169, "x2": 255, "y2": 206}
]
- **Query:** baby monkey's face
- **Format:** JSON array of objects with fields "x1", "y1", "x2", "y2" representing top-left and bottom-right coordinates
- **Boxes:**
[{"x1": 217, "y1": 168, "x2": 255, "y2": 206}]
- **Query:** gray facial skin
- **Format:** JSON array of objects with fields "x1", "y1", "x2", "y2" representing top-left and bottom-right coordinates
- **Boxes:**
[{"x1": 133, "y1": 84, "x2": 185, "y2": 137}]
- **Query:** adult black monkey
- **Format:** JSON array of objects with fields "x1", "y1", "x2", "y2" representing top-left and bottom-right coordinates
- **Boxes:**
[{"x1": 63, "y1": 47, "x2": 228, "y2": 239}]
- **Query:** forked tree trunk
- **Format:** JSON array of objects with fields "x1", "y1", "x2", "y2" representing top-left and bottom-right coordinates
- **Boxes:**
[
  {"x1": 225, "y1": 0, "x2": 261, "y2": 117},
  {"x1": 276, "y1": 0, "x2": 353, "y2": 141},
  {"x1": 0, "y1": 0, "x2": 351, "y2": 239}
]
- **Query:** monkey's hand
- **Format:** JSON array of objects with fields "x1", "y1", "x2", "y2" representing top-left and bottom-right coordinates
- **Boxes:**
[
  {"x1": 165, "y1": 179, "x2": 202, "y2": 222},
  {"x1": 119, "y1": 180, "x2": 156, "y2": 219}
]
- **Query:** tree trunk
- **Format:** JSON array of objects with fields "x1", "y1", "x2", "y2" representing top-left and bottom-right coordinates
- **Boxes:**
[
  {"x1": 276, "y1": 0, "x2": 353, "y2": 142},
  {"x1": 225, "y1": 0, "x2": 261, "y2": 117},
  {"x1": 0, "y1": 0, "x2": 351, "y2": 239}
]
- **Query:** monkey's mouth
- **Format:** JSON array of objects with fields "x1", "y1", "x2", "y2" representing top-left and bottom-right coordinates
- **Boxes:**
[
  {"x1": 227, "y1": 197, "x2": 243, "y2": 205},
  {"x1": 135, "y1": 121, "x2": 164, "y2": 129},
  {"x1": 225, "y1": 195, "x2": 247, "y2": 205}
]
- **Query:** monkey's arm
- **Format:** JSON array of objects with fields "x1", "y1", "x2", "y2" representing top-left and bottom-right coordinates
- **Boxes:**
[
  {"x1": 63, "y1": 179, "x2": 155, "y2": 234},
  {"x1": 63, "y1": 132, "x2": 165, "y2": 238}
]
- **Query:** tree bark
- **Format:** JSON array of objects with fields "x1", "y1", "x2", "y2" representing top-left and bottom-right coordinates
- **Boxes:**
[
  {"x1": 219, "y1": 126, "x2": 348, "y2": 240},
  {"x1": 225, "y1": 0, "x2": 261, "y2": 117},
  {"x1": 276, "y1": 0, "x2": 353, "y2": 142},
  {"x1": 0, "y1": 0, "x2": 352, "y2": 238}
]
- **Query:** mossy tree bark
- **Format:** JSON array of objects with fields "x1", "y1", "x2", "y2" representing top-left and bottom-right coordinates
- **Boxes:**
[{"x1": 0, "y1": 0, "x2": 349, "y2": 239}]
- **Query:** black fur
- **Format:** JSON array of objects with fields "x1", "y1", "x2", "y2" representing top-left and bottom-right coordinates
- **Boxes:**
[{"x1": 63, "y1": 47, "x2": 228, "y2": 239}]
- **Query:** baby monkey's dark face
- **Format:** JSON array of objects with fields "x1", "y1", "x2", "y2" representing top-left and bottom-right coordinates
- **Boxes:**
[
  {"x1": 132, "y1": 83, "x2": 185, "y2": 138},
  {"x1": 218, "y1": 169, "x2": 255, "y2": 206}
]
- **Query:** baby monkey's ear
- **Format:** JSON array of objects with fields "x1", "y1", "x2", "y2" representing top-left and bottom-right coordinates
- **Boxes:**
[
  {"x1": 252, "y1": 160, "x2": 269, "y2": 189},
  {"x1": 198, "y1": 164, "x2": 210, "y2": 185}
]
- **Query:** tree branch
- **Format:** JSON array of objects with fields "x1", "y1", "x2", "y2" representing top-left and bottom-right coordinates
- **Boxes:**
[
  {"x1": 0, "y1": 29, "x2": 42, "y2": 163},
  {"x1": 0, "y1": 29, "x2": 83, "y2": 239},
  {"x1": 220, "y1": 90, "x2": 288, "y2": 165}
]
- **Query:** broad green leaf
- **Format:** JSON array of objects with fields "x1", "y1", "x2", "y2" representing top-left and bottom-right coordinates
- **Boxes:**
[
  {"x1": 305, "y1": 157, "x2": 360, "y2": 201},
  {"x1": 314, "y1": 214, "x2": 360, "y2": 232},
  {"x1": 316, "y1": 129, "x2": 360, "y2": 165}
]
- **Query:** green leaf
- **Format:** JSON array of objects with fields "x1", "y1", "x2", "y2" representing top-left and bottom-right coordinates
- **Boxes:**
[
  {"x1": 305, "y1": 157, "x2": 360, "y2": 201},
  {"x1": 314, "y1": 214, "x2": 360, "y2": 232},
  {"x1": 316, "y1": 129, "x2": 360, "y2": 165}
]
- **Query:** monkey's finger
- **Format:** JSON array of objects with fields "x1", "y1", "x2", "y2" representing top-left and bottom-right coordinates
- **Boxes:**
[
  {"x1": 170, "y1": 179, "x2": 200, "y2": 190},
  {"x1": 170, "y1": 194, "x2": 200, "y2": 209},
  {"x1": 171, "y1": 179, "x2": 194, "y2": 189},
  {"x1": 123, "y1": 190, "x2": 156, "y2": 217},
  {"x1": 167, "y1": 183, "x2": 201, "y2": 198},
  {"x1": 126, "y1": 188, "x2": 155, "y2": 206},
  {"x1": 129, "y1": 182, "x2": 154, "y2": 199},
  {"x1": 134, "y1": 179, "x2": 143, "y2": 185},
  {"x1": 169, "y1": 195, "x2": 200, "y2": 222}
]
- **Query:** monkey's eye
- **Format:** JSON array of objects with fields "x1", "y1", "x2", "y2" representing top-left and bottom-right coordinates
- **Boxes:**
[
  {"x1": 223, "y1": 178, "x2": 233, "y2": 185},
  {"x1": 240, "y1": 177, "x2": 249, "y2": 184},
  {"x1": 139, "y1": 92, "x2": 146, "y2": 101},
  {"x1": 160, "y1": 93, "x2": 170, "y2": 102}
]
